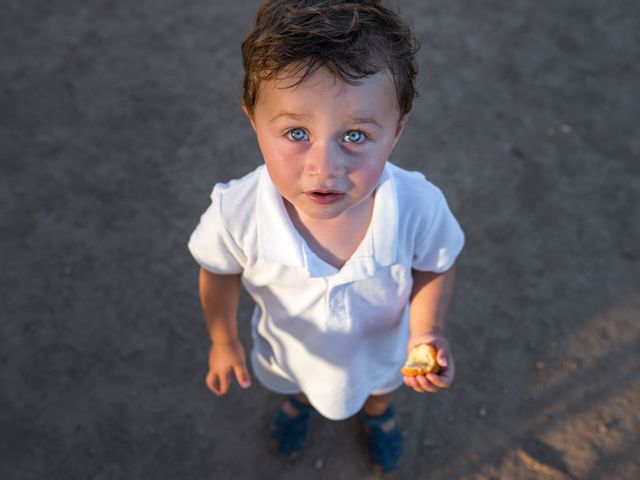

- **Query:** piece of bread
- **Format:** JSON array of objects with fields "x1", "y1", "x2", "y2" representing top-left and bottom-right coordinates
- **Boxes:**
[{"x1": 401, "y1": 343, "x2": 440, "y2": 376}]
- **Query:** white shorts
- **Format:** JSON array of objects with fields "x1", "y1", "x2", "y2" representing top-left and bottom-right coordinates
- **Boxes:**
[{"x1": 251, "y1": 349, "x2": 404, "y2": 398}]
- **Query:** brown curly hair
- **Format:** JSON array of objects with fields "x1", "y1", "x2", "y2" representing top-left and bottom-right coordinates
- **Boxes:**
[{"x1": 241, "y1": 0, "x2": 419, "y2": 117}]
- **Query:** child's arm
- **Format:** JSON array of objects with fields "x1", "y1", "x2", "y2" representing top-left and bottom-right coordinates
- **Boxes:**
[
  {"x1": 198, "y1": 267, "x2": 251, "y2": 395},
  {"x1": 405, "y1": 264, "x2": 457, "y2": 393}
]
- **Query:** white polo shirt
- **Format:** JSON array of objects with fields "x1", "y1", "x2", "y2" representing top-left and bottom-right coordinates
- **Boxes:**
[{"x1": 188, "y1": 162, "x2": 464, "y2": 420}]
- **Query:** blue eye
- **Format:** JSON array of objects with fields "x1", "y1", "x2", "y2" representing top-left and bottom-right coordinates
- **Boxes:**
[
  {"x1": 287, "y1": 128, "x2": 308, "y2": 142},
  {"x1": 344, "y1": 130, "x2": 366, "y2": 144}
]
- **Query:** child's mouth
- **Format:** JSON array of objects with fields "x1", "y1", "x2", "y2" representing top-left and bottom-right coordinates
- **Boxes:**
[{"x1": 306, "y1": 190, "x2": 345, "y2": 204}]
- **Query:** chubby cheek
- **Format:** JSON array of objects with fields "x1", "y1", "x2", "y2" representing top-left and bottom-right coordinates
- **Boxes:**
[
  {"x1": 258, "y1": 140, "x2": 302, "y2": 186},
  {"x1": 264, "y1": 160, "x2": 298, "y2": 195},
  {"x1": 257, "y1": 135, "x2": 287, "y2": 164},
  {"x1": 348, "y1": 155, "x2": 387, "y2": 194}
]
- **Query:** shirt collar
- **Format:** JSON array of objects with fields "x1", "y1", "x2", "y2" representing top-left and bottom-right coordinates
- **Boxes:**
[{"x1": 256, "y1": 164, "x2": 399, "y2": 277}]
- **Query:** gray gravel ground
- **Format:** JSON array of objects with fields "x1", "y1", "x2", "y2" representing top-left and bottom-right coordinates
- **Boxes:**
[{"x1": 2, "y1": 1, "x2": 639, "y2": 478}]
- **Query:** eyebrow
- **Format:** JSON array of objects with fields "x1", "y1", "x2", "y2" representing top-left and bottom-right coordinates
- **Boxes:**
[
  {"x1": 269, "y1": 112, "x2": 312, "y2": 123},
  {"x1": 351, "y1": 117, "x2": 383, "y2": 129},
  {"x1": 270, "y1": 112, "x2": 383, "y2": 129}
]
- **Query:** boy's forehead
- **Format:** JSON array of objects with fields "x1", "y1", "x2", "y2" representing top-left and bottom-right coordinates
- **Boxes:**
[
  {"x1": 256, "y1": 66, "x2": 399, "y2": 118},
  {"x1": 274, "y1": 64, "x2": 394, "y2": 92}
]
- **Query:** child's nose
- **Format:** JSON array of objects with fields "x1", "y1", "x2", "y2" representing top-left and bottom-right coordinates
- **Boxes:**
[{"x1": 305, "y1": 141, "x2": 345, "y2": 178}]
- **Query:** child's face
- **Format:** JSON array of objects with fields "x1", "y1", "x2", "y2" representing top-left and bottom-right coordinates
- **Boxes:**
[{"x1": 247, "y1": 66, "x2": 407, "y2": 222}]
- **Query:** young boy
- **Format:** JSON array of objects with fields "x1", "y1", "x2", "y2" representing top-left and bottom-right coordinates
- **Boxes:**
[{"x1": 188, "y1": 0, "x2": 464, "y2": 473}]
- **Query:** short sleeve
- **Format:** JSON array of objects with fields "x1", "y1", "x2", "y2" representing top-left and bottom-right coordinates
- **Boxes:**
[
  {"x1": 187, "y1": 186, "x2": 246, "y2": 274},
  {"x1": 412, "y1": 193, "x2": 465, "y2": 272}
]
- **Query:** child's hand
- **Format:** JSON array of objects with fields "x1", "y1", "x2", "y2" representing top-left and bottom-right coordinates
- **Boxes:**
[
  {"x1": 403, "y1": 332, "x2": 455, "y2": 394},
  {"x1": 205, "y1": 340, "x2": 252, "y2": 396}
]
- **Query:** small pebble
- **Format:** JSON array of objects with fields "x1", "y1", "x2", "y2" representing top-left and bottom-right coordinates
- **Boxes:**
[
  {"x1": 315, "y1": 459, "x2": 324, "y2": 470},
  {"x1": 478, "y1": 406, "x2": 488, "y2": 418},
  {"x1": 563, "y1": 358, "x2": 578, "y2": 372},
  {"x1": 559, "y1": 123, "x2": 573, "y2": 134}
]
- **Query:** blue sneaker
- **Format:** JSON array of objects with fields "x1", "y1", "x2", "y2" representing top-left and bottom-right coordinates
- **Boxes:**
[
  {"x1": 360, "y1": 404, "x2": 404, "y2": 473},
  {"x1": 268, "y1": 395, "x2": 315, "y2": 459}
]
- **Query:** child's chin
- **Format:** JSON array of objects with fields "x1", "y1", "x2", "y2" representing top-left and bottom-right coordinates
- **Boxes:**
[{"x1": 299, "y1": 204, "x2": 350, "y2": 221}]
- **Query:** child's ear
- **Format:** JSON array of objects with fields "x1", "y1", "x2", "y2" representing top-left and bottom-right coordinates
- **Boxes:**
[
  {"x1": 392, "y1": 112, "x2": 411, "y2": 148},
  {"x1": 395, "y1": 112, "x2": 410, "y2": 138},
  {"x1": 242, "y1": 105, "x2": 257, "y2": 131}
]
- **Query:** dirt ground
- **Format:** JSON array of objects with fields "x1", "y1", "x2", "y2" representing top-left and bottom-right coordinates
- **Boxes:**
[{"x1": 2, "y1": 0, "x2": 639, "y2": 478}]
